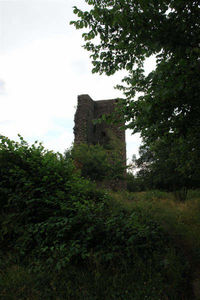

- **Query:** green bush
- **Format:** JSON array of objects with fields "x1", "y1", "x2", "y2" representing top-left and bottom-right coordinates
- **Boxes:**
[
  {"x1": 0, "y1": 135, "x2": 197, "y2": 298},
  {"x1": 70, "y1": 143, "x2": 125, "y2": 182},
  {"x1": 0, "y1": 135, "x2": 108, "y2": 267}
]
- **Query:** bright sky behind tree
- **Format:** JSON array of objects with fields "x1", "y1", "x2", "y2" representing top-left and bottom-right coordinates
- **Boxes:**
[{"x1": 0, "y1": 0, "x2": 155, "y2": 161}]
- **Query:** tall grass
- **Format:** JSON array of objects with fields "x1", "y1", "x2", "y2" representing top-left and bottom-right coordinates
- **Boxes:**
[
  {"x1": 1, "y1": 191, "x2": 200, "y2": 299},
  {"x1": 110, "y1": 190, "x2": 200, "y2": 299}
]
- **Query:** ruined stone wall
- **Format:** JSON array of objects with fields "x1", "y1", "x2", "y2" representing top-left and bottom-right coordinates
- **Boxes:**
[
  {"x1": 73, "y1": 94, "x2": 126, "y2": 190},
  {"x1": 74, "y1": 94, "x2": 94, "y2": 144}
]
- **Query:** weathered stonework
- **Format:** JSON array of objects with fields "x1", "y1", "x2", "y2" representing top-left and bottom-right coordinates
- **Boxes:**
[{"x1": 74, "y1": 94, "x2": 126, "y2": 189}]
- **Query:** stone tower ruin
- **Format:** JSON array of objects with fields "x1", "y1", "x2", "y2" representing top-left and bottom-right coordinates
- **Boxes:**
[{"x1": 74, "y1": 95, "x2": 126, "y2": 189}]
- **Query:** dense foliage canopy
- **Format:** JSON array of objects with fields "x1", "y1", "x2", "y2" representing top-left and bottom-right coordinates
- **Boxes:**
[{"x1": 71, "y1": 0, "x2": 200, "y2": 191}]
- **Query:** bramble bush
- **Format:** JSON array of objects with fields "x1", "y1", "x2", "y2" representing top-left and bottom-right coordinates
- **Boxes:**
[
  {"x1": 0, "y1": 135, "x2": 197, "y2": 299},
  {"x1": 0, "y1": 131, "x2": 162, "y2": 271},
  {"x1": 0, "y1": 135, "x2": 109, "y2": 267}
]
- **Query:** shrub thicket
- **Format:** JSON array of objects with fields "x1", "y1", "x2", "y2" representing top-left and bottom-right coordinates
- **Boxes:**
[
  {"x1": 0, "y1": 135, "x2": 109, "y2": 268},
  {"x1": 0, "y1": 135, "x2": 199, "y2": 299}
]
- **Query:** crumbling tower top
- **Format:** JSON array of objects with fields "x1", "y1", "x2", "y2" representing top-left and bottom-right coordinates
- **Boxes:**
[{"x1": 74, "y1": 94, "x2": 126, "y2": 151}]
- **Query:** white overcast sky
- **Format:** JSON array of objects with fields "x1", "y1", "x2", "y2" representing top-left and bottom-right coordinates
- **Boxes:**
[{"x1": 0, "y1": 0, "x2": 155, "y2": 161}]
